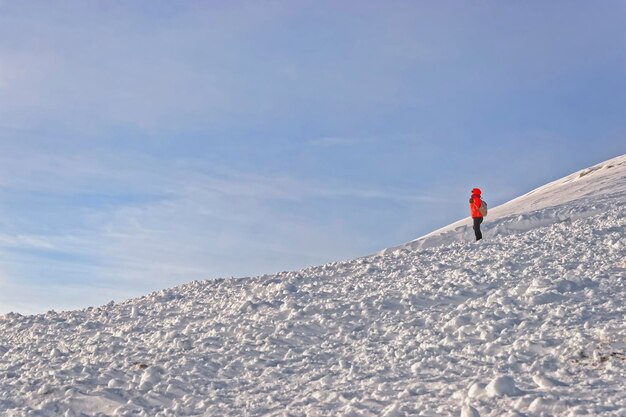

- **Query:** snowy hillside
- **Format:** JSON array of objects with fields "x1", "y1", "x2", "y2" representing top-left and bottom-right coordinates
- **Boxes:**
[
  {"x1": 382, "y1": 154, "x2": 626, "y2": 253},
  {"x1": 1, "y1": 155, "x2": 625, "y2": 417}
]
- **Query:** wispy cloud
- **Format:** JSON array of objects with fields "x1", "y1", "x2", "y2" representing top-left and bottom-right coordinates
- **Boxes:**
[
  {"x1": 312, "y1": 187, "x2": 447, "y2": 203},
  {"x1": 309, "y1": 137, "x2": 360, "y2": 147}
]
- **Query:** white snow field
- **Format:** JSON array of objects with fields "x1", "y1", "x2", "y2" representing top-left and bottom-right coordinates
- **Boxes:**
[{"x1": 1, "y1": 155, "x2": 625, "y2": 417}]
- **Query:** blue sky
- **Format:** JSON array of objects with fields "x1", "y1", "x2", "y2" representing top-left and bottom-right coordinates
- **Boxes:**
[{"x1": 0, "y1": 1, "x2": 624, "y2": 313}]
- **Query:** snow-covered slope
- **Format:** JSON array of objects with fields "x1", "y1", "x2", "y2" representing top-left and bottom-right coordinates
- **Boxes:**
[
  {"x1": 382, "y1": 154, "x2": 626, "y2": 253},
  {"x1": 1, "y1": 155, "x2": 625, "y2": 417}
]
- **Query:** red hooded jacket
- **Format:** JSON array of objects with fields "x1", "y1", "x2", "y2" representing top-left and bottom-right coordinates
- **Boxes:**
[{"x1": 469, "y1": 191, "x2": 483, "y2": 218}]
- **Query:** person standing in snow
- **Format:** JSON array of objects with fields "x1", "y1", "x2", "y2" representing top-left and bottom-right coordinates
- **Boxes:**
[{"x1": 469, "y1": 188, "x2": 484, "y2": 241}]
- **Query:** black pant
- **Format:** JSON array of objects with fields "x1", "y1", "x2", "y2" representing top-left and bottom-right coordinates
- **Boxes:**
[{"x1": 473, "y1": 217, "x2": 483, "y2": 241}]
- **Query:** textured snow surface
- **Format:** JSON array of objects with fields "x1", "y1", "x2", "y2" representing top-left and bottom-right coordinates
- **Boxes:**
[{"x1": 0, "y1": 155, "x2": 625, "y2": 417}]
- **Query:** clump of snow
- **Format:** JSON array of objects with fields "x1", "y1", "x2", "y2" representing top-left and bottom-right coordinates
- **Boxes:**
[
  {"x1": 0, "y1": 154, "x2": 625, "y2": 416},
  {"x1": 532, "y1": 372, "x2": 568, "y2": 389},
  {"x1": 485, "y1": 375, "x2": 522, "y2": 397},
  {"x1": 461, "y1": 404, "x2": 480, "y2": 417}
]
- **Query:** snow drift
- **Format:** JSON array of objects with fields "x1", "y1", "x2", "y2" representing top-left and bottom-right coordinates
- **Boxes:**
[{"x1": 0, "y1": 154, "x2": 625, "y2": 417}]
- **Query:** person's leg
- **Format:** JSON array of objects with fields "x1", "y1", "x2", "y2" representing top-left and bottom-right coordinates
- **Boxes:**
[{"x1": 473, "y1": 217, "x2": 483, "y2": 241}]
